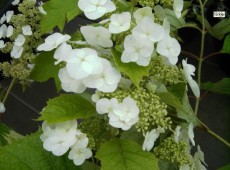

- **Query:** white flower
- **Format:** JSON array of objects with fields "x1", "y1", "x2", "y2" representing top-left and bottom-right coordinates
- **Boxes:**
[
  {"x1": 6, "y1": 25, "x2": 14, "y2": 37},
  {"x1": 132, "y1": 17, "x2": 165, "y2": 43},
  {"x1": 54, "y1": 42, "x2": 72, "y2": 65},
  {"x1": 143, "y1": 127, "x2": 165, "y2": 151},
  {"x1": 83, "y1": 58, "x2": 121, "y2": 92},
  {"x1": 109, "y1": 12, "x2": 131, "y2": 34},
  {"x1": 38, "y1": 2, "x2": 47, "y2": 15},
  {"x1": 156, "y1": 35, "x2": 181, "y2": 65},
  {"x1": 96, "y1": 98, "x2": 118, "y2": 114},
  {"x1": 58, "y1": 68, "x2": 86, "y2": 93},
  {"x1": 66, "y1": 48, "x2": 103, "y2": 80},
  {"x1": 12, "y1": 0, "x2": 20, "y2": 5},
  {"x1": 80, "y1": 26, "x2": 113, "y2": 48},
  {"x1": 22, "y1": 25, "x2": 32, "y2": 36},
  {"x1": 6, "y1": 11, "x2": 14, "y2": 23},
  {"x1": 78, "y1": 0, "x2": 116, "y2": 20},
  {"x1": 41, "y1": 120, "x2": 78, "y2": 156},
  {"x1": 174, "y1": 126, "x2": 181, "y2": 143},
  {"x1": 11, "y1": 45, "x2": 23, "y2": 59},
  {"x1": 68, "y1": 145, "x2": 92, "y2": 166},
  {"x1": 91, "y1": 93, "x2": 100, "y2": 102},
  {"x1": 108, "y1": 97, "x2": 139, "y2": 130},
  {"x1": 0, "y1": 102, "x2": 6, "y2": 113},
  {"x1": 37, "y1": 33, "x2": 71, "y2": 51},
  {"x1": 75, "y1": 131, "x2": 89, "y2": 148},
  {"x1": 0, "y1": 24, "x2": 7, "y2": 39},
  {"x1": 0, "y1": 14, "x2": 6, "y2": 24},
  {"x1": 15, "y1": 34, "x2": 25, "y2": 46},
  {"x1": 0, "y1": 40, "x2": 5, "y2": 49},
  {"x1": 121, "y1": 34, "x2": 153, "y2": 66},
  {"x1": 173, "y1": 0, "x2": 183, "y2": 18},
  {"x1": 134, "y1": 7, "x2": 154, "y2": 24},
  {"x1": 182, "y1": 59, "x2": 200, "y2": 98},
  {"x1": 188, "y1": 123, "x2": 195, "y2": 146},
  {"x1": 154, "y1": 5, "x2": 166, "y2": 21}
]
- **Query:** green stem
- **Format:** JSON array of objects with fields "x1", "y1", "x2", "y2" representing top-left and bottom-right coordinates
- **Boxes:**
[
  {"x1": 198, "y1": 119, "x2": 230, "y2": 148},
  {"x1": 2, "y1": 78, "x2": 16, "y2": 104},
  {"x1": 194, "y1": 0, "x2": 206, "y2": 115}
]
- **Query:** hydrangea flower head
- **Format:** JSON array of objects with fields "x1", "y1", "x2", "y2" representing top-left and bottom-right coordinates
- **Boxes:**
[
  {"x1": 37, "y1": 33, "x2": 71, "y2": 51},
  {"x1": 109, "y1": 12, "x2": 131, "y2": 34},
  {"x1": 80, "y1": 26, "x2": 113, "y2": 48},
  {"x1": 78, "y1": 0, "x2": 116, "y2": 20}
]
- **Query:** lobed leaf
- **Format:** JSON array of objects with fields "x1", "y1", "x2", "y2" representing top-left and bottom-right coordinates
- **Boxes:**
[
  {"x1": 38, "y1": 94, "x2": 95, "y2": 124},
  {"x1": 41, "y1": 0, "x2": 81, "y2": 33},
  {"x1": 96, "y1": 139, "x2": 159, "y2": 170},
  {"x1": 221, "y1": 33, "x2": 230, "y2": 54}
]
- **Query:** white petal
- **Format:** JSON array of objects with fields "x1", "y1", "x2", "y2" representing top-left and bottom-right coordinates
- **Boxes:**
[
  {"x1": 6, "y1": 11, "x2": 14, "y2": 23},
  {"x1": 10, "y1": 45, "x2": 23, "y2": 59},
  {"x1": 188, "y1": 123, "x2": 195, "y2": 146},
  {"x1": 54, "y1": 42, "x2": 72, "y2": 64},
  {"x1": 22, "y1": 25, "x2": 32, "y2": 36},
  {"x1": 96, "y1": 98, "x2": 111, "y2": 114},
  {"x1": 188, "y1": 77, "x2": 200, "y2": 98},
  {"x1": 15, "y1": 34, "x2": 25, "y2": 46},
  {"x1": 7, "y1": 25, "x2": 14, "y2": 37}
]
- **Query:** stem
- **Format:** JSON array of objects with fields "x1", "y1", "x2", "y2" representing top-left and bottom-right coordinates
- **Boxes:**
[
  {"x1": 203, "y1": 52, "x2": 222, "y2": 60},
  {"x1": 198, "y1": 119, "x2": 230, "y2": 148},
  {"x1": 194, "y1": 0, "x2": 206, "y2": 115},
  {"x1": 2, "y1": 78, "x2": 16, "y2": 104},
  {"x1": 181, "y1": 51, "x2": 199, "y2": 60}
]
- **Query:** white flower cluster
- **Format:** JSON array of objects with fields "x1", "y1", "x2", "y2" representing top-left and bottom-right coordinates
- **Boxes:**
[
  {"x1": 96, "y1": 96, "x2": 139, "y2": 130},
  {"x1": 40, "y1": 120, "x2": 92, "y2": 166},
  {"x1": 37, "y1": 33, "x2": 121, "y2": 93},
  {"x1": 0, "y1": 8, "x2": 33, "y2": 59},
  {"x1": 76, "y1": 2, "x2": 182, "y2": 67}
]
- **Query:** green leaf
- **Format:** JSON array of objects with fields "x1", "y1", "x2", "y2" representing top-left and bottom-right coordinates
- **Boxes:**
[
  {"x1": 30, "y1": 51, "x2": 61, "y2": 91},
  {"x1": 209, "y1": 18, "x2": 230, "y2": 40},
  {"x1": 0, "y1": 132, "x2": 82, "y2": 170},
  {"x1": 120, "y1": 127, "x2": 144, "y2": 145},
  {"x1": 158, "y1": 160, "x2": 178, "y2": 170},
  {"x1": 81, "y1": 161, "x2": 101, "y2": 170},
  {"x1": 4, "y1": 130, "x2": 24, "y2": 145},
  {"x1": 0, "y1": 123, "x2": 10, "y2": 146},
  {"x1": 39, "y1": 94, "x2": 95, "y2": 124},
  {"x1": 41, "y1": 0, "x2": 81, "y2": 33},
  {"x1": 217, "y1": 163, "x2": 230, "y2": 170},
  {"x1": 167, "y1": 82, "x2": 186, "y2": 99},
  {"x1": 96, "y1": 139, "x2": 159, "y2": 170},
  {"x1": 112, "y1": 50, "x2": 150, "y2": 87},
  {"x1": 164, "y1": 9, "x2": 186, "y2": 31},
  {"x1": 221, "y1": 33, "x2": 230, "y2": 54},
  {"x1": 201, "y1": 78, "x2": 230, "y2": 95}
]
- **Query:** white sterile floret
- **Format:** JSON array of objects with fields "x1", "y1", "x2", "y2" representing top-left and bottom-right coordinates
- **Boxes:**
[
  {"x1": 54, "y1": 42, "x2": 72, "y2": 65},
  {"x1": 6, "y1": 25, "x2": 14, "y2": 38},
  {"x1": 174, "y1": 125, "x2": 181, "y2": 143},
  {"x1": 134, "y1": 7, "x2": 154, "y2": 24},
  {"x1": 11, "y1": 45, "x2": 23, "y2": 59},
  {"x1": 37, "y1": 33, "x2": 71, "y2": 51},
  {"x1": 182, "y1": 59, "x2": 200, "y2": 98},
  {"x1": 41, "y1": 120, "x2": 78, "y2": 156},
  {"x1": 6, "y1": 11, "x2": 14, "y2": 23},
  {"x1": 15, "y1": 34, "x2": 25, "y2": 46},
  {"x1": 38, "y1": 2, "x2": 47, "y2": 15},
  {"x1": 83, "y1": 58, "x2": 121, "y2": 92},
  {"x1": 142, "y1": 127, "x2": 165, "y2": 151},
  {"x1": 173, "y1": 0, "x2": 184, "y2": 18},
  {"x1": 58, "y1": 68, "x2": 86, "y2": 93},
  {"x1": 108, "y1": 97, "x2": 139, "y2": 130},
  {"x1": 121, "y1": 34, "x2": 153, "y2": 66},
  {"x1": 66, "y1": 48, "x2": 103, "y2": 80},
  {"x1": 132, "y1": 17, "x2": 165, "y2": 43},
  {"x1": 0, "y1": 102, "x2": 6, "y2": 113},
  {"x1": 0, "y1": 40, "x2": 5, "y2": 49},
  {"x1": 80, "y1": 26, "x2": 113, "y2": 48},
  {"x1": 0, "y1": 24, "x2": 7, "y2": 39},
  {"x1": 154, "y1": 5, "x2": 166, "y2": 21},
  {"x1": 188, "y1": 123, "x2": 195, "y2": 146},
  {"x1": 68, "y1": 144, "x2": 92, "y2": 166},
  {"x1": 0, "y1": 14, "x2": 6, "y2": 24},
  {"x1": 109, "y1": 12, "x2": 131, "y2": 34},
  {"x1": 156, "y1": 35, "x2": 181, "y2": 65},
  {"x1": 22, "y1": 25, "x2": 32, "y2": 36},
  {"x1": 78, "y1": 0, "x2": 116, "y2": 20},
  {"x1": 12, "y1": 0, "x2": 20, "y2": 5},
  {"x1": 96, "y1": 98, "x2": 118, "y2": 114}
]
